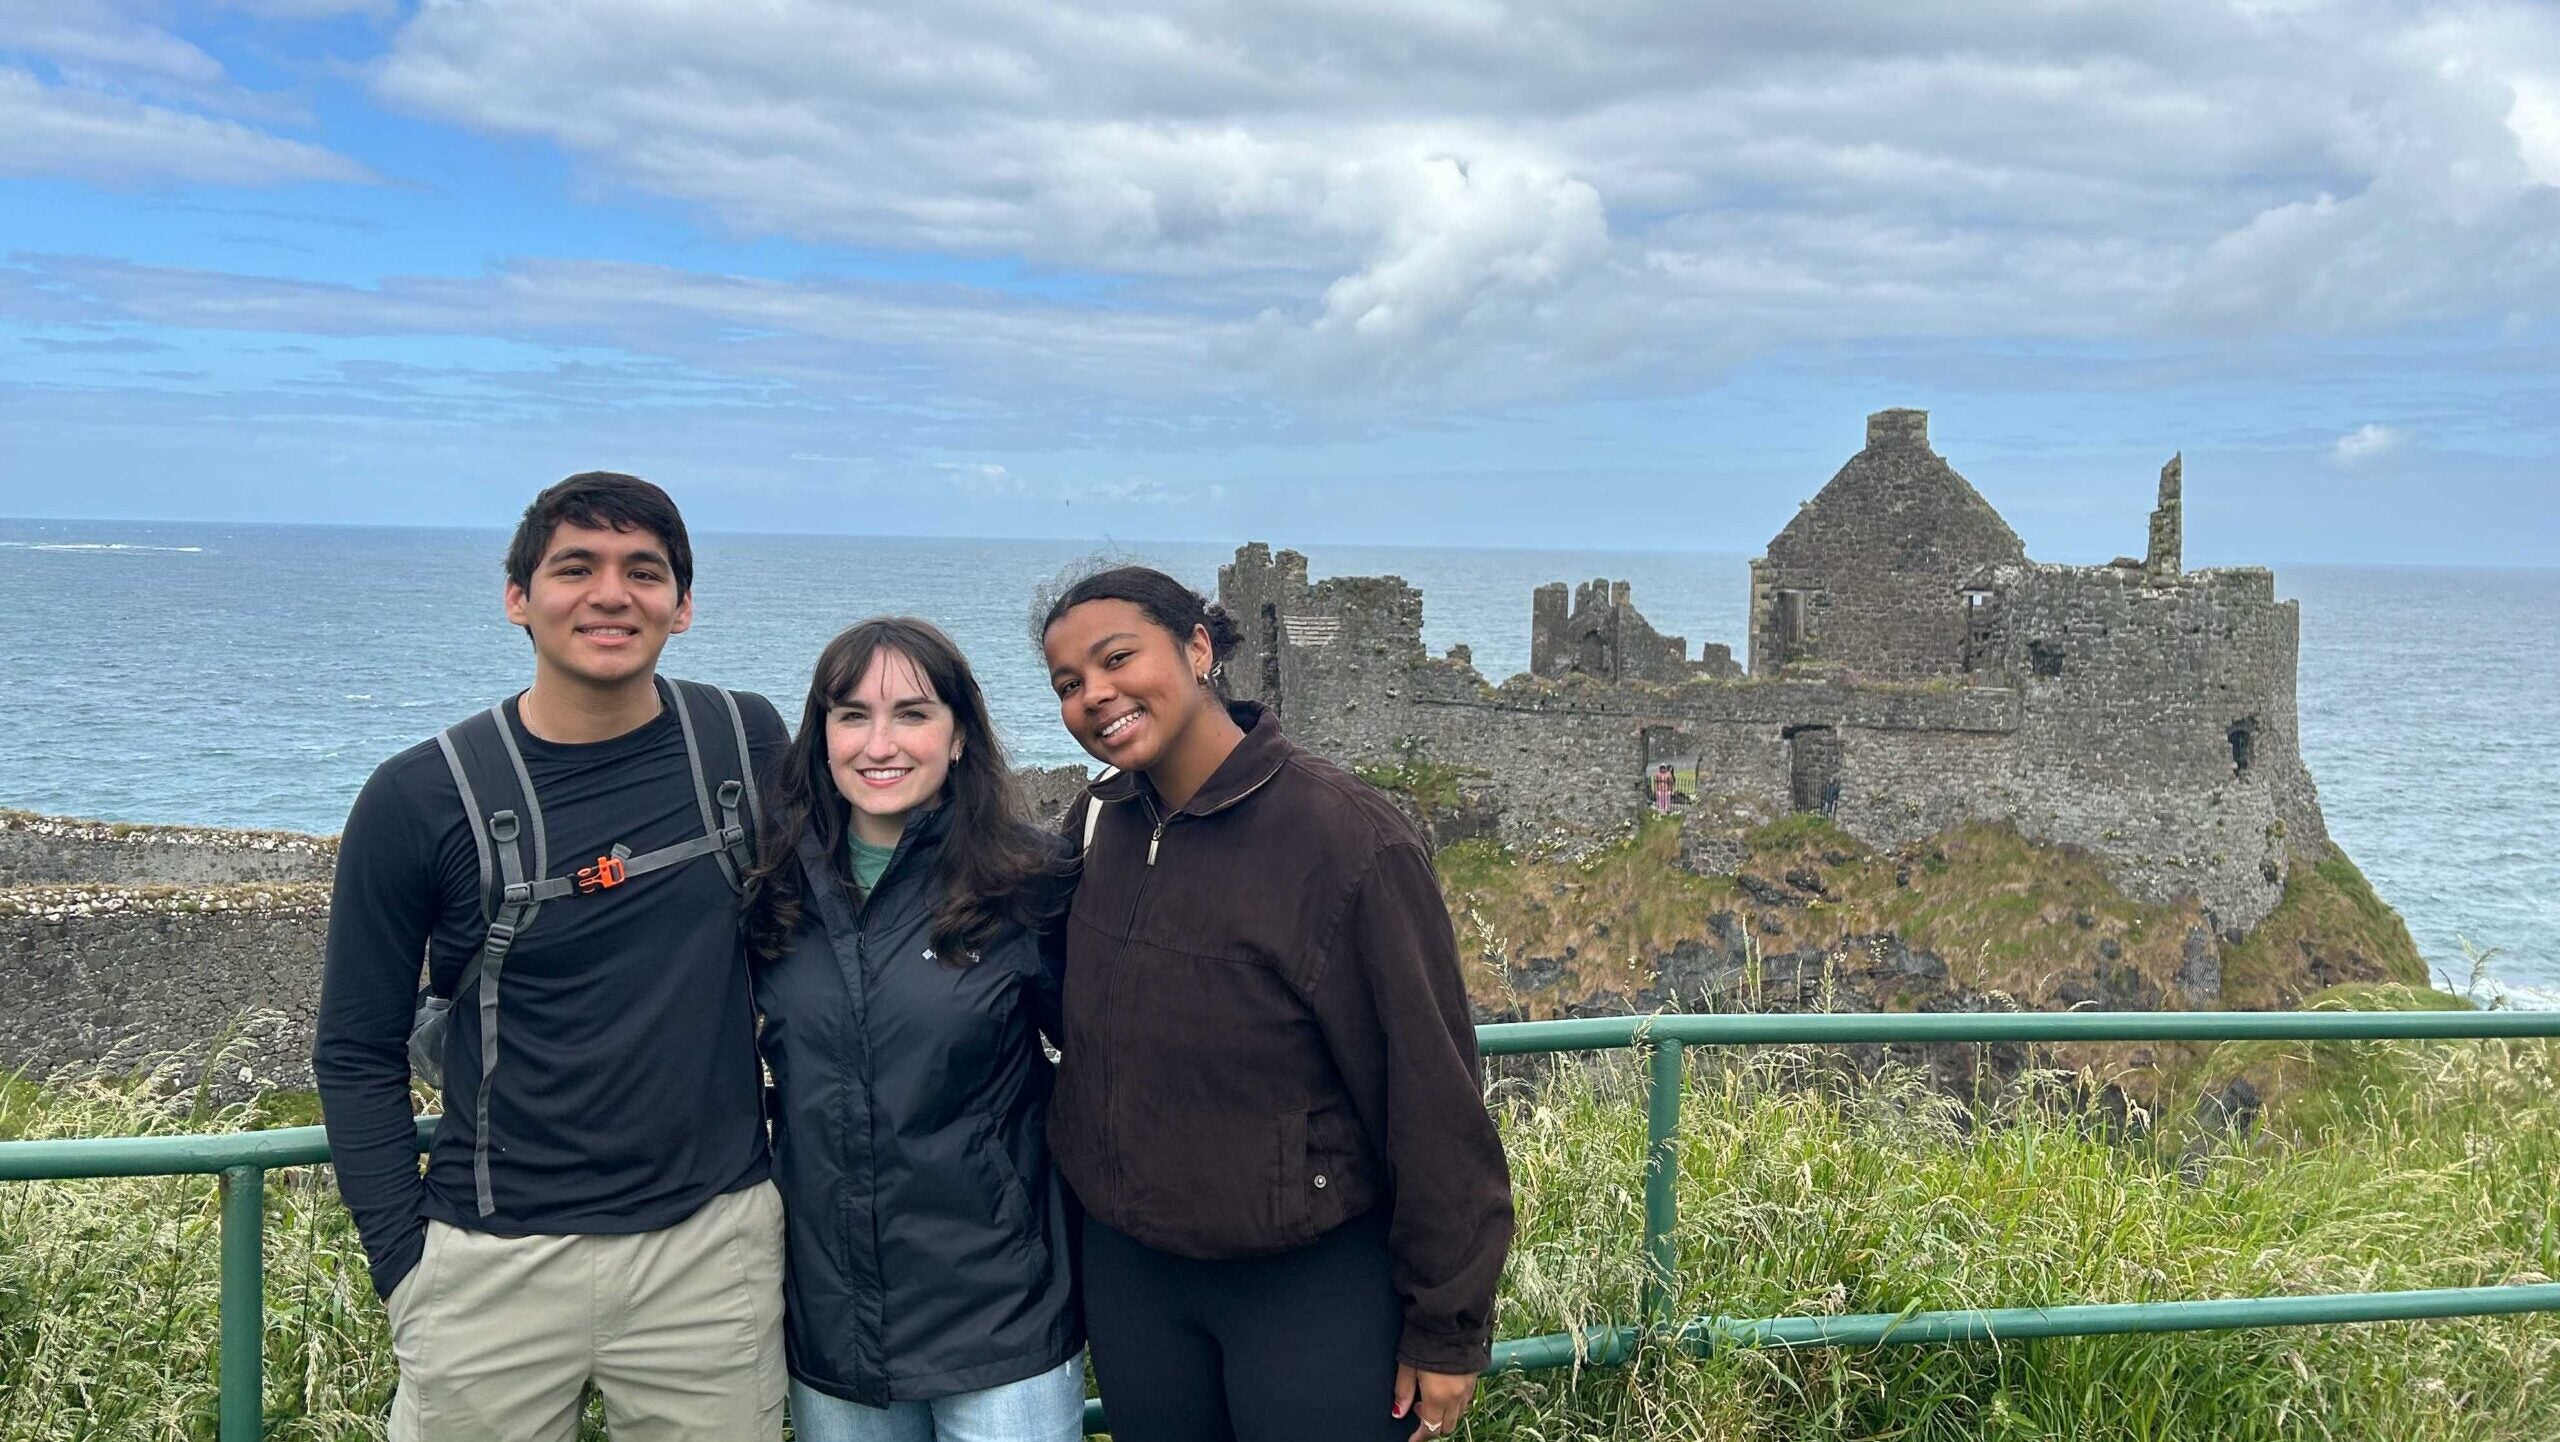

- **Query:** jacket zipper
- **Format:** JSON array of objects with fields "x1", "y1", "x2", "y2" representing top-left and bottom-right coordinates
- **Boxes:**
[
  {"x1": 1102, "y1": 765, "x2": 1279, "y2": 1209},
  {"x1": 1142, "y1": 768, "x2": 1278, "y2": 866}
]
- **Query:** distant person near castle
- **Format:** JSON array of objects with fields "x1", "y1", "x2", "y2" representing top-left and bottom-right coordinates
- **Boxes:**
[
  {"x1": 1652, "y1": 763, "x2": 1677, "y2": 815},
  {"x1": 312, "y1": 474, "x2": 791, "y2": 1440}
]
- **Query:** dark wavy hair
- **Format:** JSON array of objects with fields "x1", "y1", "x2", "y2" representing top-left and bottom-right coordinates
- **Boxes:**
[
  {"x1": 1034, "y1": 564, "x2": 1243, "y2": 695},
  {"x1": 505, "y1": 471, "x2": 693, "y2": 600},
  {"x1": 746, "y1": 617, "x2": 1066, "y2": 963}
]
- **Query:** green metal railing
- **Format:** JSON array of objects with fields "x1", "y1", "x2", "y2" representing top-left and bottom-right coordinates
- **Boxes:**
[{"x1": 8, "y1": 1008, "x2": 2560, "y2": 1440}]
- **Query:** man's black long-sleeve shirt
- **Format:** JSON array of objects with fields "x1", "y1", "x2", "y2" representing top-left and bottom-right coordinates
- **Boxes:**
[{"x1": 313, "y1": 688, "x2": 786, "y2": 1299}]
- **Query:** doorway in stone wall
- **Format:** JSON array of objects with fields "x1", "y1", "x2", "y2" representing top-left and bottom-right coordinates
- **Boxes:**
[{"x1": 1786, "y1": 725, "x2": 1842, "y2": 814}]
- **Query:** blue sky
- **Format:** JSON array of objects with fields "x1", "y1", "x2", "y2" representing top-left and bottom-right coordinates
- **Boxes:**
[{"x1": 3, "y1": 0, "x2": 2556, "y2": 565}]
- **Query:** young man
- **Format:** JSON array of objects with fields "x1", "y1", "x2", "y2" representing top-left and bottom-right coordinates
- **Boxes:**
[{"x1": 314, "y1": 473, "x2": 789, "y2": 1441}]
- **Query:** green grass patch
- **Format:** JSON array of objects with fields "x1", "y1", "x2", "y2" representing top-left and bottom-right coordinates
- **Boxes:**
[
  {"x1": 2221, "y1": 848, "x2": 2428, "y2": 1008},
  {"x1": 1479, "y1": 1037, "x2": 2560, "y2": 1440},
  {"x1": 7, "y1": 1030, "x2": 2559, "y2": 1438},
  {"x1": 1353, "y1": 745, "x2": 1479, "y2": 812},
  {"x1": 1452, "y1": 810, "x2": 2425, "y2": 1025},
  {"x1": 1743, "y1": 812, "x2": 1856, "y2": 854},
  {"x1": 1440, "y1": 817, "x2": 1738, "y2": 1015}
]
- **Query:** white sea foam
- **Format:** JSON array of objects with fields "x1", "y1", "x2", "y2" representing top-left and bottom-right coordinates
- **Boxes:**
[{"x1": 0, "y1": 541, "x2": 205, "y2": 554}]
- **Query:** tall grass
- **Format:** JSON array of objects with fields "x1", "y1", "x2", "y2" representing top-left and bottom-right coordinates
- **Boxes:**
[
  {"x1": 0, "y1": 1052, "x2": 394, "y2": 1441},
  {"x1": 1480, "y1": 1029, "x2": 2560, "y2": 1440},
  {"x1": 5, "y1": 1025, "x2": 2557, "y2": 1440}
]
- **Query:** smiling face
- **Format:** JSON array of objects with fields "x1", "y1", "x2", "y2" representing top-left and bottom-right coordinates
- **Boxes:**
[
  {"x1": 1042, "y1": 598, "x2": 1219, "y2": 777},
  {"x1": 503, "y1": 519, "x2": 692, "y2": 697},
  {"x1": 825, "y1": 647, "x2": 962, "y2": 848}
]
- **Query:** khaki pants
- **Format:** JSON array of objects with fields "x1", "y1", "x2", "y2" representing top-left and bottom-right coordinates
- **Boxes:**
[{"x1": 387, "y1": 1181, "x2": 787, "y2": 1442}]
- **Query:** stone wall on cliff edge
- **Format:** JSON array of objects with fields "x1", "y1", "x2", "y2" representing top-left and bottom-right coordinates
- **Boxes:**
[
  {"x1": 1213, "y1": 407, "x2": 2329, "y2": 938},
  {"x1": 1, "y1": 811, "x2": 337, "y2": 1096},
  {"x1": 0, "y1": 771, "x2": 1099, "y2": 1100},
  {"x1": 0, "y1": 810, "x2": 335, "y2": 887}
]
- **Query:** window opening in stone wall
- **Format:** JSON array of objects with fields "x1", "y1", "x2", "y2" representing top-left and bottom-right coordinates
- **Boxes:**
[
  {"x1": 1772, "y1": 589, "x2": 1808, "y2": 666},
  {"x1": 1259, "y1": 603, "x2": 1282, "y2": 710},
  {"x1": 2028, "y1": 639, "x2": 2065, "y2": 678},
  {"x1": 1961, "y1": 590, "x2": 2000, "y2": 673},
  {"x1": 2228, "y1": 717, "x2": 2257, "y2": 776}
]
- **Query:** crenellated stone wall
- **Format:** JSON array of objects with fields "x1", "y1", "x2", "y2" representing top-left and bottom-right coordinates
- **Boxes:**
[{"x1": 1216, "y1": 408, "x2": 2329, "y2": 940}]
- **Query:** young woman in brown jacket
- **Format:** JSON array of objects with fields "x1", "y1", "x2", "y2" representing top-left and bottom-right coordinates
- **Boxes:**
[{"x1": 1040, "y1": 566, "x2": 1514, "y2": 1442}]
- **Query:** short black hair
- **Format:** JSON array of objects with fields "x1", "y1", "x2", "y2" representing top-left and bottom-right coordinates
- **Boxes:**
[{"x1": 505, "y1": 472, "x2": 694, "y2": 599}]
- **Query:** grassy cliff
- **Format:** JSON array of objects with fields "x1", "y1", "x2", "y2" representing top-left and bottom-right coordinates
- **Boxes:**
[{"x1": 1436, "y1": 814, "x2": 2427, "y2": 1022}]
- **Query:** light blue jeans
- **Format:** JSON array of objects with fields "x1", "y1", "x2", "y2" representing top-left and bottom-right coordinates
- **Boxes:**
[{"x1": 789, "y1": 1357, "x2": 1084, "y2": 1442}]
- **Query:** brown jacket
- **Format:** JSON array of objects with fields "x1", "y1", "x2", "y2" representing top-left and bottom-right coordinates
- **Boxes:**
[{"x1": 1051, "y1": 703, "x2": 1515, "y2": 1374}]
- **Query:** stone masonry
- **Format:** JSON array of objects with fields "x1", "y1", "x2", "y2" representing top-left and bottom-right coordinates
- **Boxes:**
[
  {"x1": 0, "y1": 811, "x2": 332, "y2": 1096},
  {"x1": 1748, "y1": 408, "x2": 2027, "y2": 680},
  {"x1": 1219, "y1": 408, "x2": 2329, "y2": 942},
  {"x1": 1532, "y1": 579, "x2": 1740, "y2": 684}
]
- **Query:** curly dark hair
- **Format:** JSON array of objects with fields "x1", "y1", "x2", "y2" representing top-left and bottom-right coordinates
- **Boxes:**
[{"x1": 1033, "y1": 564, "x2": 1243, "y2": 695}]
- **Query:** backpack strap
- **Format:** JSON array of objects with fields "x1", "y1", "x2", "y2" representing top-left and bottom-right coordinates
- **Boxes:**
[
  {"x1": 668, "y1": 678, "x2": 759, "y2": 891},
  {"x1": 434, "y1": 702, "x2": 573, "y2": 1217},
  {"x1": 1080, "y1": 767, "x2": 1119, "y2": 853},
  {"x1": 426, "y1": 682, "x2": 759, "y2": 1217}
]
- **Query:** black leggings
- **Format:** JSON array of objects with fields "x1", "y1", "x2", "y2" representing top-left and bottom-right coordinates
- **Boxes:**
[{"x1": 1082, "y1": 1210, "x2": 1416, "y2": 1442}]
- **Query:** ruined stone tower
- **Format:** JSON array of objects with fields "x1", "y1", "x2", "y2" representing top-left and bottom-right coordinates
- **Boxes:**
[
  {"x1": 1748, "y1": 409, "x2": 2027, "y2": 679},
  {"x1": 1532, "y1": 578, "x2": 1738, "y2": 684},
  {"x1": 2146, "y1": 454, "x2": 2184, "y2": 582}
]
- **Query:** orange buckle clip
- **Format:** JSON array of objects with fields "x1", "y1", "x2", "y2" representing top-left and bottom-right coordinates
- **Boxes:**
[{"x1": 575, "y1": 854, "x2": 629, "y2": 892}]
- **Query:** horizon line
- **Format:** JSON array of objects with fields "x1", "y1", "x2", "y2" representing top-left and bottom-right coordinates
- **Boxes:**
[{"x1": 0, "y1": 514, "x2": 2552, "y2": 575}]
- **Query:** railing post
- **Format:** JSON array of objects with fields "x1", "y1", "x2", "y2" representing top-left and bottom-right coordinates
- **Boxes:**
[
  {"x1": 218, "y1": 1164, "x2": 264, "y2": 1442},
  {"x1": 1641, "y1": 1037, "x2": 1684, "y2": 1333}
]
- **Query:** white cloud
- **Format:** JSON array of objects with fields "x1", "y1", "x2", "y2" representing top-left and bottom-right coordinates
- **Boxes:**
[
  {"x1": 0, "y1": 67, "x2": 371, "y2": 184},
  {"x1": 355, "y1": 0, "x2": 2560, "y2": 389},
  {"x1": 933, "y1": 460, "x2": 1020, "y2": 496},
  {"x1": 215, "y1": 1, "x2": 397, "y2": 18},
  {"x1": 2332, "y1": 422, "x2": 2405, "y2": 463},
  {"x1": 0, "y1": 4, "x2": 228, "y2": 87},
  {"x1": 0, "y1": 2, "x2": 371, "y2": 184}
]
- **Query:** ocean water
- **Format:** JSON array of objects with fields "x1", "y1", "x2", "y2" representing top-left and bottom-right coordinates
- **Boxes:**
[{"x1": 1, "y1": 520, "x2": 2550, "y2": 1001}]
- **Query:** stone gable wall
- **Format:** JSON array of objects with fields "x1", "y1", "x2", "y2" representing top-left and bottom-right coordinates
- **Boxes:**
[{"x1": 1749, "y1": 410, "x2": 2027, "y2": 680}]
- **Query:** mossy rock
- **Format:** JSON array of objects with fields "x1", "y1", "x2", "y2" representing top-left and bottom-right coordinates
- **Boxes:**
[{"x1": 2220, "y1": 849, "x2": 2427, "y2": 1007}]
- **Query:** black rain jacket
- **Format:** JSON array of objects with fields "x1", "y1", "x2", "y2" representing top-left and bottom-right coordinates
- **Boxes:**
[{"x1": 753, "y1": 805, "x2": 1080, "y2": 1406}]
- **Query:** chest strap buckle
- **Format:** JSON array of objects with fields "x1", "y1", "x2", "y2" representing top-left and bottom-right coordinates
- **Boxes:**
[{"x1": 575, "y1": 853, "x2": 629, "y2": 892}]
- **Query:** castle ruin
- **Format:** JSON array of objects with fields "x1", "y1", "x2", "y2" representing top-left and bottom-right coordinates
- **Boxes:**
[{"x1": 1221, "y1": 409, "x2": 2330, "y2": 937}]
